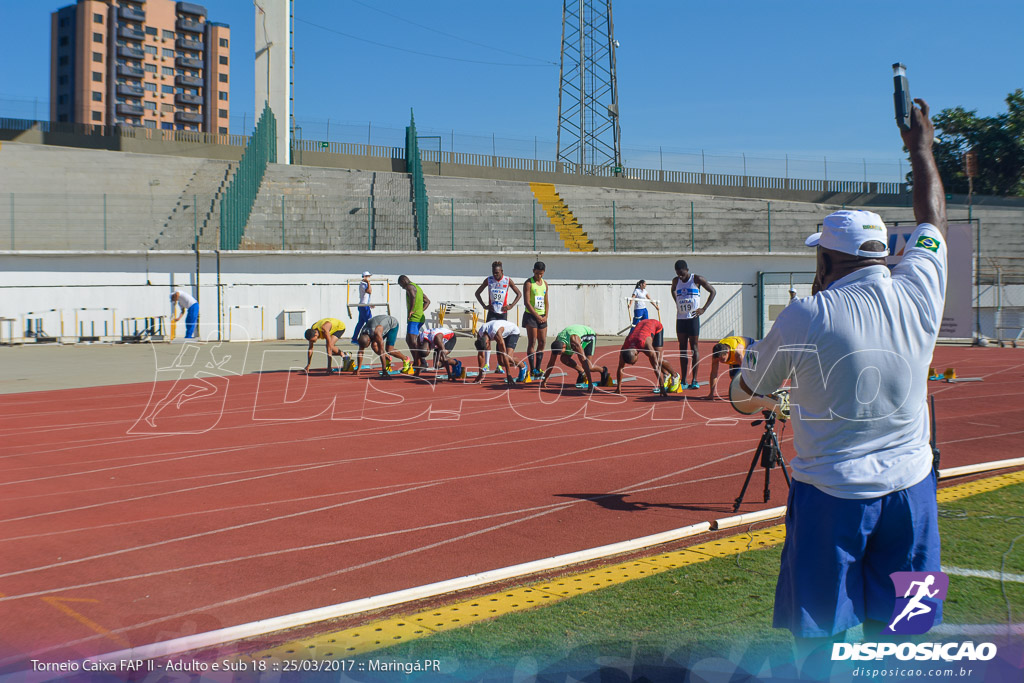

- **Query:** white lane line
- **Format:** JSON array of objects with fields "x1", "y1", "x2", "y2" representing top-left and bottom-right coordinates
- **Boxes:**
[{"x1": 942, "y1": 566, "x2": 1024, "y2": 584}]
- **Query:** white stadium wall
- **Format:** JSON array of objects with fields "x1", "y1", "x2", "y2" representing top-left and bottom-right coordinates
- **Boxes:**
[{"x1": 1, "y1": 251, "x2": 818, "y2": 342}]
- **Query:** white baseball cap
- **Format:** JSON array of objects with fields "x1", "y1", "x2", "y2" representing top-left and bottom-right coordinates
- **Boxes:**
[
  {"x1": 361, "y1": 271, "x2": 371, "y2": 277},
  {"x1": 805, "y1": 210, "x2": 890, "y2": 257}
]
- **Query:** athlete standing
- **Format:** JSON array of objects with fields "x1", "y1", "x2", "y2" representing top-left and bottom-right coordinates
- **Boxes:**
[{"x1": 671, "y1": 260, "x2": 716, "y2": 389}]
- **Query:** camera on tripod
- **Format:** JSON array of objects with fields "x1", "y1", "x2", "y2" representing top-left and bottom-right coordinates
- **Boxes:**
[{"x1": 733, "y1": 397, "x2": 792, "y2": 513}]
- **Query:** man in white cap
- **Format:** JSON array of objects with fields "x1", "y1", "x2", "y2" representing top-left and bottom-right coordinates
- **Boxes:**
[
  {"x1": 170, "y1": 289, "x2": 199, "y2": 339},
  {"x1": 350, "y1": 271, "x2": 373, "y2": 343},
  {"x1": 730, "y1": 98, "x2": 947, "y2": 661}
]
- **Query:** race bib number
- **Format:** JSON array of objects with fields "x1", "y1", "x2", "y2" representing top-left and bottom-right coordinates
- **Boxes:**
[
  {"x1": 491, "y1": 291, "x2": 504, "y2": 302},
  {"x1": 534, "y1": 295, "x2": 544, "y2": 310}
]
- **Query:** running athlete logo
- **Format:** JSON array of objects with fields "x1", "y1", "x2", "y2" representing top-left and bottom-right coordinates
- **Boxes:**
[{"x1": 884, "y1": 571, "x2": 948, "y2": 635}]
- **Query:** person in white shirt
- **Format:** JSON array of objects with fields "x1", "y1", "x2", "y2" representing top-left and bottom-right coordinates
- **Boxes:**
[
  {"x1": 671, "y1": 261, "x2": 716, "y2": 389},
  {"x1": 474, "y1": 261, "x2": 523, "y2": 372},
  {"x1": 414, "y1": 325, "x2": 460, "y2": 379},
  {"x1": 473, "y1": 320, "x2": 527, "y2": 385},
  {"x1": 730, "y1": 98, "x2": 947, "y2": 659},
  {"x1": 170, "y1": 289, "x2": 199, "y2": 339},
  {"x1": 350, "y1": 271, "x2": 373, "y2": 343},
  {"x1": 628, "y1": 279, "x2": 659, "y2": 328}
]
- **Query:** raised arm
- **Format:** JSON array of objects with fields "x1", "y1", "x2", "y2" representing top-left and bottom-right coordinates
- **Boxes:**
[{"x1": 902, "y1": 98, "x2": 947, "y2": 238}]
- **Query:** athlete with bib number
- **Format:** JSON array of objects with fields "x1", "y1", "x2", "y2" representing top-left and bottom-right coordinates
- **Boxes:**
[
  {"x1": 475, "y1": 261, "x2": 522, "y2": 373},
  {"x1": 522, "y1": 261, "x2": 549, "y2": 378},
  {"x1": 672, "y1": 259, "x2": 716, "y2": 389}
]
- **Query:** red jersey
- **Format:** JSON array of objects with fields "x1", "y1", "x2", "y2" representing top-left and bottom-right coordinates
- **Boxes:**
[{"x1": 624, "y1": 319, "x2": 663, "y2": 350}]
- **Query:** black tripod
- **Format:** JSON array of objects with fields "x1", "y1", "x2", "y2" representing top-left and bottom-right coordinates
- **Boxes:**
[{"x1": 733, "y1": 411, "x2": 791, "y2": 513}]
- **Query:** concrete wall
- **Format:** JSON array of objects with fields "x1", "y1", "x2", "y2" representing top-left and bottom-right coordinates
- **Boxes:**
[{"x1": 0, "y1": 250, "x2": 817, "y2": 342}]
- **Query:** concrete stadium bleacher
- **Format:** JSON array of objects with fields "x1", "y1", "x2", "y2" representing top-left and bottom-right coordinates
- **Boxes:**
[
  {"x1": 1, "y1": 141, "x2": 1021, "y2": 271},
  {"x1": 0, "y1": 142, "x2": 228, "y2": 250},
  {"x1": 425, "y1": 176, "x2": 564, "y2": 252},
  {"x1": 245, "y1": 165, "x2": 421, "y2": 251}
]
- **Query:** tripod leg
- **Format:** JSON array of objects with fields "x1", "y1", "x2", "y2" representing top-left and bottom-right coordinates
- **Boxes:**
[
  {"x1": 770, "y1": 429, "x2": 793, "y2": 488},
  {"x1": 733, "y1": 439, "x2": 767, "y2": 513}
]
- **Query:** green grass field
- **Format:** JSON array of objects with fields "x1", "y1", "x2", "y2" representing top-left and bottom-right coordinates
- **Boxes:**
[{"x1": 355, "y1": 481, "x2": 1024, "y2": 678}]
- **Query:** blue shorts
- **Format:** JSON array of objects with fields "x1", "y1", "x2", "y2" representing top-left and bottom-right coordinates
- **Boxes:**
[
  {"x1": 632, "y1": 309, "x2": 649, "y2": 326},
  {"x1": 385, "y1": 326, "x2": 399, "y2": 347},
  {"x1": 407, "y1": 321, "x2": 423, "y2": 337},
  {"x1": 773, "y1": 470, "x2": 940, "y2": 638}
]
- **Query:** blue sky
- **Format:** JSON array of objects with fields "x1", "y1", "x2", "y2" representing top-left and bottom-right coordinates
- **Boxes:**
[{"x1": 1, "y1": 0, "x2": 1021, "y2": 182}]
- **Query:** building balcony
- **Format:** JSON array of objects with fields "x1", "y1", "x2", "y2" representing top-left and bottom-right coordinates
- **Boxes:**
[
  {"x1": 119, "y1": 26, "x2": 145, "y2": 42},
  {"x1": 175, "y1": 37, "x2": 204, "y2": 52},
  {"x1": 175, "y1": 111, "x2": 203, "y2": 124},
  {"x1": 117, "y1": 5, "x2": 146, "y2": 22},
  {"x1": 175, "y1": 56, "x2": 203, "y2": 69},
  {"x1": 175, "y1": 92, "x2": 203, "y2": 106},
  {"x1": 116, "y1": 64, "x2": 145, "y2": 79},
  {"x1": 176, "y1": 17, "x2": 204, "y2": 34},
  {"x1": 175, "y1": 74, "x2": 204, "y2": 88},
  {"x1": 176, "y1": 2, "x2": 207, "y2": 18},
  {"x1": 117, "y1": 103, "x2": 145, "y2": 117},
  {"x1": 116, "y1": 45, "x2": 145, "y2": 60},
  {"x1": 117, "y1": 84, "x2": 145, "y2": 98}
]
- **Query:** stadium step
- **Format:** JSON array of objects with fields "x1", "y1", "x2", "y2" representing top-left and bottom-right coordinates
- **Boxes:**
[{"x1": 529, "y1": 182, "x2": 597, "y2": 252}]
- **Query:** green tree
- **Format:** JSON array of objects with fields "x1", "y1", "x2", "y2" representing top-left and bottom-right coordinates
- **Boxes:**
[{"x1": 924, "y1": 89, "x2": 1024, "y2": 197}]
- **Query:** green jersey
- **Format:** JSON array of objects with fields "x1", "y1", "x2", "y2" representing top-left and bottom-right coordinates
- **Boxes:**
[{"x1": 408, "y1": 283, "x2": 425, "y2": 323}]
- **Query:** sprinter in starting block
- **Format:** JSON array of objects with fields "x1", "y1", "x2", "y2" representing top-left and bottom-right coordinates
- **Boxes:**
[
  {"x1": 615, "y1": 319, "x2": 678, "y2": 394},
  {"x1": 706, "y1": 335, "x2": 755, "y2": 400},
  {"x1": 474, "y1": 320, "x2": 528, "y2": 386},
  {"x1": 304, "y1": 317, "x2": 349, "y2": 374},
  {"x1": 415, "y1": 325, "x2": 462, "y2": 380},
  {"x1": 541, "y1": 324, "x2": 607, "y2": 391},
  {"x1": 357, "y1": 314, "x2": 412, "y2": 377}
]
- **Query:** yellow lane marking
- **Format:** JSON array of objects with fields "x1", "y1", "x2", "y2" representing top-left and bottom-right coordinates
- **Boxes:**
[
  {"x1": 244, "y1": 468, "x2": 1023, "y2": 661},
  {"x1": 41, "y1": 596, "x2": 131, "y2": 648}
]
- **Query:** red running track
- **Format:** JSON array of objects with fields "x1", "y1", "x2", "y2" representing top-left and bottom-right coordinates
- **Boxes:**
[{"x1": 1, "y1": 344, "x2": 1022, "y2": 668}]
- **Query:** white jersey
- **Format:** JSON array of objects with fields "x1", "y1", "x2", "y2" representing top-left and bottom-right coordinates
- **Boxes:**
[
  {"x1": 477, "y1": 320, "x2": 519, "y2": 339},
  {"x1": 673, "y1": 274, "x2": 700, "y2": 320},
  {"x1": 631, "y1": 288, "x2": 650, "y2": 313},
  {"x1": 358, "y1": 280, "x2": 371, "y2": 305},
  {"x1": 419, "y1": 325, "x2": 454, "y2": 344},
  {"x1": 487, "y1": 275, "x2": 511, "y2": 314}
]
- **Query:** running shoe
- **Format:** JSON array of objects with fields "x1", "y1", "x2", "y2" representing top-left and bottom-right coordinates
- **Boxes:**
[
  {"x1": 600, "y1": 366, "x2": 610, "y2": 387},
  {"x1": 670, "y1": 375, "x2": 683, "y2": 393},
  {"x1": 686, "y1": 381, "x2": 700, "y2": 390},
  {"x1": 451, "y1": 360, "x2": 463, "y2": 381},
  {"x1": 516, "y1": 365, "x2": 528, "y2": 383}
]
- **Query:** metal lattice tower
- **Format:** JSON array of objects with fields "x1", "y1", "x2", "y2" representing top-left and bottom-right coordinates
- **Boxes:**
[{"x1": 556, "y1": 0, "x2": 622, "y2": 173}]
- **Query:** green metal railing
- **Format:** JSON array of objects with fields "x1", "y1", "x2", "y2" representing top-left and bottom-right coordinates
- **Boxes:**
[
  {"x1": 405, "y1": 109, "x2": 429, "y2": 251},
  {"x1": 220, "y1": 102, "x2": 277, "y2": 250}
]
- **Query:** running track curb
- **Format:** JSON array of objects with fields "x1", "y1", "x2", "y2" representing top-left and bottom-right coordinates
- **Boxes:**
[{"x1": 85, "y1": 461, "x2": 1024, "y2": 665}]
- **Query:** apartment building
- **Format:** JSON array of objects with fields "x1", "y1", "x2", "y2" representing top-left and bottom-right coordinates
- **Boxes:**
[{"x1": 50, "y1": 0, "x2": 231, "y2": 133}]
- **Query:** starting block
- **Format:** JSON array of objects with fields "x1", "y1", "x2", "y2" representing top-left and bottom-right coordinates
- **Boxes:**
[
  {"x1": 928, "y1": 367, "x2": 943, "y2": 381},
  {"x1": 943, "y1": 368, "x2": 956, "y2": 380},
  {"x1": 340, "y1": 356, "x2": 355, "y2": 372}
]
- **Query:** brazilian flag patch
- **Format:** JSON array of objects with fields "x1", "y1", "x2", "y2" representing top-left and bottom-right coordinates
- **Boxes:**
[{"x1": 914, "y1": 235, "x2": 941, "y2": 253}]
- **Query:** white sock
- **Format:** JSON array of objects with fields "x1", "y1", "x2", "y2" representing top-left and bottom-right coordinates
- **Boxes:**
[{"x1": 484, "y1": 351, "x2": 492, "y2": 369}]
